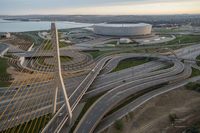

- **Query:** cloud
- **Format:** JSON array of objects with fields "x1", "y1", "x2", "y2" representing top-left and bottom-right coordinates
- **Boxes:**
[{"x1": 0, "y1": 0, "x2": 200, "y2": 15}]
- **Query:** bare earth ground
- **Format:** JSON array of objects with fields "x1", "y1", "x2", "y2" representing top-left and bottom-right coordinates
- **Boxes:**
[
  {"x1": 7, "y1": 66, "x2": 53, "y2": 84},
  {"x1": 103, "y1": 87, "x2": 200, "y2": 133}
]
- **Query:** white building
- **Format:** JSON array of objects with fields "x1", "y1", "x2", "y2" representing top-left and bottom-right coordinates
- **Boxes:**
[
  {"x1": 119, "y1": 38, "x2": 132, "y2": 44},
  {"x1": 1, "y1": 32, "x2": 11, "y2": 38},
  {"x1": 93, "y1": 23, "x2": 152, "y2": 36}
]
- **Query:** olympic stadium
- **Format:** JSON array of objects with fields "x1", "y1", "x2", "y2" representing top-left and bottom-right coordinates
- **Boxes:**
[{"x1": 93, "y1": 23, "x2": 152, "y2": 36}]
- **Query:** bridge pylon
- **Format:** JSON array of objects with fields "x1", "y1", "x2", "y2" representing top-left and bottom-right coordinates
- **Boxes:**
[{"x1": 51, "y1": 22, "x2": 72, "y2": 123}]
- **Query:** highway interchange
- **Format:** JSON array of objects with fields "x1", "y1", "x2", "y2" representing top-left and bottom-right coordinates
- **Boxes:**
[
  {"x1": 1, "y1": 29, "x2": 200, "y2": 133},
  {"x1": 42, "y1": 43, "x2": 200, "y2": 133}
]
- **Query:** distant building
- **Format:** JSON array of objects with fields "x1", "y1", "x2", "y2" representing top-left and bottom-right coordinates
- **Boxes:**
[
  {"x1": 60, "y1": 39, "x2": 72, "y2": 44},
  {"x1": 41, "y1": 32, "x2": 49, "y2": 37},
  {"x1": 119, "y1": 38, "x2": 132, "y2": 44},
  {"x1": 1, "y1": 32, "x2": 11, "y2": 39},
  {"x1": 39, "y1": 32, "x2": 51, "y2": 39},
  {"x1": 93, "y1": 23, "x2": 152, "y2": 36}
]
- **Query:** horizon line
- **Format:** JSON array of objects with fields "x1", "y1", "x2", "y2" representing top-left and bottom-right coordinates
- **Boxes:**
[{"x1": 1, "y1": 13, "x2": 200, "y2": 16}]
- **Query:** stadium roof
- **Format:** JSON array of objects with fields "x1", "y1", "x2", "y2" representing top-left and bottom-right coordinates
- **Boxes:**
[{"x1": 94, "y1": 23, "x2": 152, "y2": 27}]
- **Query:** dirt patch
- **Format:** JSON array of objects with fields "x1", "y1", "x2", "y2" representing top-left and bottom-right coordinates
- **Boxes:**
[
  {"x1": 104, "y1": 88, "x2": 200, "y2": 133},
  {"x1": 7, "y1": 66, "x2": 53, "y2": 84}
]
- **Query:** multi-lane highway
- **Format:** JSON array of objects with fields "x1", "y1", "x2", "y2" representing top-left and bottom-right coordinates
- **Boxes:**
[
  {"x1": 1, "y1": 41, "x2": 200, "y2": 133},
  {"x1": 56, "y1": 44, "x2": 200, "y2": 132},
  {"x1": 72, "y1": 44, "x2": 200, "y2": 133},
  {"x1": 94, "y1": 67, "x2": 199, "y2": 133},
  {"x1": 74, "y1": 59, "x2": 185, "y2": 133}
]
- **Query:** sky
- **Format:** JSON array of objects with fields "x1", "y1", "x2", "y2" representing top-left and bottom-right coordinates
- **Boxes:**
[{"x1": 0, "y1": 0, "x2": 200, "y2": 15}]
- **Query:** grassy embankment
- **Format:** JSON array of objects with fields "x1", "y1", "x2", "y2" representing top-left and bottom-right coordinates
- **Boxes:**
[
  {"x1": 186, "y1": 82, "x2": 200, "y2": 93},
  {"x1": 186, "y1": 54, "x2": 200, "y2": 91},
  {"x1": 155, "y1": 27, "x2": 182, "y2": 33},
  {"x1": 165, "y1": 35, "x2": 200, "y2": 45},
  {"x1": 0, "y1": 58, "x2": 11, "y2": 87},
  {"x1": 191, "y1": 68, "x2": 200, "y2": 77},
  {"x1": 70, "y1": 95, "x2": 102, "y2": 132},
  {"x1": 85, "y1": 49, "x2": 146, "y2": 59},
  {"x1": 102, "y1": 35, "x2": 200, "y2": 47},
  {"x1": 43, "y1": 41, "x2": 69, "y2": 50},
  {"x1": 88, "y1": 35, "x2": 200, "y2": 56},
  {"x1": 85, "y1": 50, "x2": 112, "y2": 59},
  {"x1": 37, "y1": 56, "x2": 73, "y2": 66},
  {"x1": 196, "y1": 55, "x2": 200, "y2": 67},
  {"x1": 112, "y1": 58, "x2": 150, "y2": 72},
  {"x1": 60, "y1": 56, "x2": 73, "y2": 62},
  {"x1": 190, "y1": 55, "x2": 200, "y2": 77}
]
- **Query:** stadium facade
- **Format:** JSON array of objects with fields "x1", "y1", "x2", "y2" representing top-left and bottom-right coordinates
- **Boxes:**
[{"x1": 93, "y1": 23, "x2": 152, "y2": 36}]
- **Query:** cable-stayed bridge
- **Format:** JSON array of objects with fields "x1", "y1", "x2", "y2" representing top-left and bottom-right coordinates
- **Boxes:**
[
  {"x1": 1, "y1": 22, "x2": 200, "y2": 133},
  {"x1": 0, "y1": 23, "x2": 95, "y2": 132}
]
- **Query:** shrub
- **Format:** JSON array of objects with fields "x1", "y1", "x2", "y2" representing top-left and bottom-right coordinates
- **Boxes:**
[
  {"x1": 169, "y1": 113, "x2": 177, "y2": 124},
  {"x1": 114, "y1": 120, "x2": 124, "y2": 131},
  {"x1": 186, "y1": 82, "x2": 200, "y2": 92}
]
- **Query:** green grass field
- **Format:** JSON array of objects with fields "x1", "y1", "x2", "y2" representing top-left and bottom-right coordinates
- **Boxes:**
[
  {"x1": 155, "y1": 28, "x2": 179, "y2": 33},
  {"x1": 70, "y1": 95, "x2": 102, "y2": 132},
  {"x1": 85, "y1": 51, "x2": 111, "y2": 59},
  {"x1": 105, "y1": 41, "x2": 118, "y2": 45},
  {"x1": 196, "y1": 55, "x2": 200, "y2": 66},
  {"x1": 37, "y1": 56, "x2": 72, "y2": 66},
  {"x1": 112, "y1": 58, "x2": 149, "y2": 72},
  {"x1": 43, "y1": 41, "x2": 69, "y2": 50},
  {"x1": 166, "y1": 35, "x2": 200, "y2": 45},
  {"x1": 191, "y1": 68, "x2": 200, "y2": 77},
  {"x1": 186, "y1": 82, "x2": 200, "y2": 93},
  {"x1": 60, "y1": 56, "x2": 73, "y2": 62},
  {"x1": 37, "y1": 58, "x2": 53, "y2": 67},
  {"x1": 0, "y1": 58, "x2": 11, "y2": 87}
]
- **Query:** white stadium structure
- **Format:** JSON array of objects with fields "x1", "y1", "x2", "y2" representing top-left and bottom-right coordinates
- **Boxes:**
[{"x1": 93, "y1": 23, "x2": 152, "y2": 36}]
